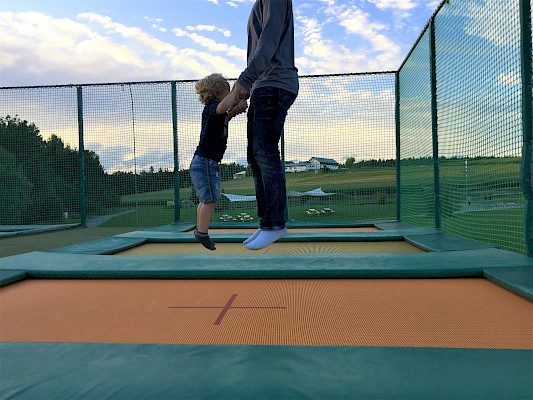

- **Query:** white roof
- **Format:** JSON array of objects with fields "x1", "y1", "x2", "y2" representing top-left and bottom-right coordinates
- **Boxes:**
[{"x1": 222, "y1": 187, "x2": 335, "y2": 202}]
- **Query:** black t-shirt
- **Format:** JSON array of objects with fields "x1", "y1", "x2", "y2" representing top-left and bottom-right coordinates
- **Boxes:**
[{"x1": 194, "y1": 102, "x2": 229, "y2": 163}]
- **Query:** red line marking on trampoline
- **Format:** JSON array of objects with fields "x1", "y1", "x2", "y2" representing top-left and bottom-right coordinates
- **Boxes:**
[{"x1": 169, "y1": 293, "x2": 286, "y2": 325}]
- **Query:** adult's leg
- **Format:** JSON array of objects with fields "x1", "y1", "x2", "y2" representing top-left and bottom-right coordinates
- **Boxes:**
[
  {"x1": 243, "y1": 228, "x2": 261, "y2": 245},
  {"x1": 245, "y1": 88, "x2": 296, "y2": 250},
  {"x1": 248, "y1": 87, "x2": 291, "y2": 229},
  {"x1": 247, "y1": 102, "x2": 267, "y2": 225},
  {"x1": 244, "y1": 99, "x2": 267, "y2": 245}
]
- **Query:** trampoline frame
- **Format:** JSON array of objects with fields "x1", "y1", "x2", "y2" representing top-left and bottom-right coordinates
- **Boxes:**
[{"x1": 1, "y1": 220, "x2": 532, "y2": 400}]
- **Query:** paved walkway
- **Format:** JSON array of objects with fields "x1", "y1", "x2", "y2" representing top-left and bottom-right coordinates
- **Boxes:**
[{"x1": 86, "y1": 210, "x2": 135, "y2": 228}]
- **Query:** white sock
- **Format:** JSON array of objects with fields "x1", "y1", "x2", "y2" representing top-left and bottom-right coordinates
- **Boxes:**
[
  {"x1": 243, "y1": 228, "x2": 262, "y2": 245},
  {"x1": 245, "y1": 228, "x2": 287, "y2": 250}
]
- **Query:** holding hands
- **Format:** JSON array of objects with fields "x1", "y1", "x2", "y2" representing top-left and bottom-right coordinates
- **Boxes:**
[
  {"x1": 227, "y1": 87, "x2": 248, "y2": 118},
  {"x1": 232, "y1": 81, "x2": 250, "y2": 102}
]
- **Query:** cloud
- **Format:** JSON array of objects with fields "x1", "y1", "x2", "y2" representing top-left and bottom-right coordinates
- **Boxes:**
[
  {"x1": 0, "y1": 0, "x2": 439, "y2": 86},
  {"x1": 368, "y1": 0, "x2": 417, "y2": 11},
  {"x1": 0, "y1": 11, "x2": 245, "y2": 86},
  {"x1": 172, "y1": 28, "x2": 245, "y2": 59},
  {"x1": 499, "y1": 73, "x2": 520, "y2": 86},
  {"x1": 426, "y1": 1, "x2": 441, "y2": 11},
  {"x1": 463, "y1": 0, "x2": 519, "y2": 46},
  {"x1": 143, "y1": 16, "x2": 163, "y2": 23},
  {"x1": 295, "y1": 3, "x2": 402, "y2": 74},
  {"x1": 208, "y1": 0, "x2": 254, "y2": 5},
  {"x1": 186, "y1": 24, "x2": 231, "y2": 38},
  {"x1": 144, "y1": 16, "x2": 167, "y2": 33}
]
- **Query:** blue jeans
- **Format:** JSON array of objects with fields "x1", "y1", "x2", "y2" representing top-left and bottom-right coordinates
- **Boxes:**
[
  {"x1": 189, "y1": 155, "x2": 221, "y2": 203},
  {"x1": 247, "y1": 87, "x2": 297, "y2": 230}
]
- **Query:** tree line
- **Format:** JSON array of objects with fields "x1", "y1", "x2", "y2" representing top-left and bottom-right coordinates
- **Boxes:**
[{"x1": 0, "y1": 116, "x2": 245, "y2": 224}]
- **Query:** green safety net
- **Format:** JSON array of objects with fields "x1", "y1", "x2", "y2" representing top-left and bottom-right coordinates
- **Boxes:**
[
  {"x1": 398, "y1": 29, "x2": 435, "y2": 229},
  {"x1": 399, "y1": 0, "x2": 529, "y2": 254},
  {"x1": 0, "y1": 0, "x2": 531, "y2": 255},
  {"x1": 0, "y1": 74, "x2": 397, "y2": 229}
]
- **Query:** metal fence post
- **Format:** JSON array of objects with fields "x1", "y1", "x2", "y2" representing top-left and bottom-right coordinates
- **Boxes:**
[
  {"x1": 171, "y1": 82, "x2": 180, "y2": 222},
  {"x1": 395, "y1": 71, "x2": 401, "y2": 221},
  {"x1": 429, "y1": 17, "x2": 441, "y2": 230},
  {"x1": 77, "y1": 86, "x2": 86, "y2": 227},
  {"x1": 519, "y1": 0, "x2": 533, "y2": 256}
]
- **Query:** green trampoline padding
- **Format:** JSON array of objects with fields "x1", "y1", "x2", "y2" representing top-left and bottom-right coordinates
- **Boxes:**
[
  {"x1": 1, "y1": 343, "x2": 531, "y2": 400},
  {"x1": 1, "y1": 222, "x2": 532, "y2": 399},
  {"x1": 484, "y1": 267, "x2": 533, "y2": 301},
  {"x1": 0, "y1": 270, "x2": 26, "y2": 287},
  {"x1": 0, "y1": 224, "x2": 79, "y2": 237}
]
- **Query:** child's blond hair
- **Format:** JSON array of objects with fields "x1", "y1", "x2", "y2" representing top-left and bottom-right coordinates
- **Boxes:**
[{"x1": 195, "y1": 73, "x2": 230, "y2": 105}]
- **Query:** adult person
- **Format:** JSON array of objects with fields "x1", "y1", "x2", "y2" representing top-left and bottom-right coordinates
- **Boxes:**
[{"x1": 233, "y1": 0, "x2": 299, "y2": 250}]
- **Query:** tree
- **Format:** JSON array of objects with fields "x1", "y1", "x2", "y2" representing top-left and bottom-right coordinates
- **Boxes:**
[
  {"x1": 0, "y1": 146, "x2": 32, "y2": 224},
  {"x1": 0, "y1": 115, "x2": 118, "y2": 223},
  {"x1": 345, "y1": 157, "x2": 356, "y2": 168},
  {"x1": 0, "y1": 116, "x2": 61, "y2": 222}
]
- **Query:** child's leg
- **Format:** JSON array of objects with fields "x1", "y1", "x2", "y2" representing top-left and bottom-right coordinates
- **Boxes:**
[
  {"x1": 197, "y1": 203, "x2": 201, "y2": 227},
  {"x1": 195, "y1": 201, "x2": 217, "y2": 251},
  {"x1": 197, "y1": 201, "x2": 216, "y2": 233}
]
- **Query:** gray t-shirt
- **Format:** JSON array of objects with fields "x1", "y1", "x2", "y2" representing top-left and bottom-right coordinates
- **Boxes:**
[{"x1": 237, "y1": 0, "x2": 299, "y2": 96}]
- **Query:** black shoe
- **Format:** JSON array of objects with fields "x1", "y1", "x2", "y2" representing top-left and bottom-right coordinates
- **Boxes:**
[{"x1": 194, "y1": 229, "x2": 216, "y2": 251}]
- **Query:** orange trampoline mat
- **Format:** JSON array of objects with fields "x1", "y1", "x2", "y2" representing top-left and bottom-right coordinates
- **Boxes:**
[
  {"x1": 1, "y1": 278, "x2": 531, "y2": 349},
  {"x1": 117, "y1": 241, "x2": 423, "y2": 255},
  {"x1": 206, "y1": 227, "x2": 379, "y2": 232}
]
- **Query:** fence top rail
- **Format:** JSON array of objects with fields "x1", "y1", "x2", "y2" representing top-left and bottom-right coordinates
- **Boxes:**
[{"x1": 0, "y1": 71, "x2": 397, "y2": 91}]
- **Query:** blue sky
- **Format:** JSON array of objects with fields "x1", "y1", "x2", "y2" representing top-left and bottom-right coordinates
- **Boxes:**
[{"x1": 0, "y1": 0, "x2": 442, "y2": 87}]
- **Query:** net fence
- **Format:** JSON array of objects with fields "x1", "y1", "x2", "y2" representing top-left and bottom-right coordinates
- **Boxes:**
[
  {"x1": 398, "y1": 29, "x2": 435, "y2": 228},
  {"x1": 0, "y1": 73, "x2": 397, "y2": 229},
  {"x1": 399, "y1": 0, "x2": 529, "y2": 254},
  {"x1": 0, "y1": 0, "x2": 531, "y2": 254}
]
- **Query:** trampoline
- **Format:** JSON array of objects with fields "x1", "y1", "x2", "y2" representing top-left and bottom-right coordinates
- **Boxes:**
[
  {"x1": 0, "y1": 224, "x2": 79, "y2": 238},
  {"x1": 1, "y1": 221, "x2": 532, "y2": 400}
]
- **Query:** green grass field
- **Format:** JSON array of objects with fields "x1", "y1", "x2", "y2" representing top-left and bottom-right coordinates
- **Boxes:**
[
  {"x1": 99, "y1": 160, "x2": 525, "y2": 254},
  {"x1": 120, "y1": 168, "x2": 398, "y2": 205},
  {"x1": 114, "y1": 169, "x2": 398, "y2": 227}
]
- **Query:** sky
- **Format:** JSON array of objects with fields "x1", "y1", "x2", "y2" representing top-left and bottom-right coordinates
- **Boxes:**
[
  {"x1": 0, "y1": 0, "x2": 442, "y2": 87},
  {"x1": 1, "y1": 0, "x2": 521, "y2": 173}
]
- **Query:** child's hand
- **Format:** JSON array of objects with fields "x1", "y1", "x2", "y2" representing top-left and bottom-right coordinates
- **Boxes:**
[
  {"x1": 227, "y1": 99, "x2": 248, "y2": 118},
  {"x1": 236, "y1": 99, "x2": 248, "y2": 114}
]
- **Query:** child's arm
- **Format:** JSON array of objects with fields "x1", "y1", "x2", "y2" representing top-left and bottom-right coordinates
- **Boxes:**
[{"x1": 216, "y1": 91, "x2": 239, "y2": 115}]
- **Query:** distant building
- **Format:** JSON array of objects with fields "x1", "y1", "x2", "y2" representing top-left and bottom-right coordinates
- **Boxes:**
[
  {"x1": 233, "y1": 171, "x2": 246, "y2": 179},
  {"x1": 285, "y1": 161, "x2": 309, "y2": 173},
  {"x1": 308, "y1": 157, "x2": 339, "y2": 171},
  {"x1": 285, "y1": 158, "x2": 339, "y2": 173}
]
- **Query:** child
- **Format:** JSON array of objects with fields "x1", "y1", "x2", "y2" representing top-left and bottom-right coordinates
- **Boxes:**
[{"x1": 190, "y1": 73, "x2": 247, "y2": 250}]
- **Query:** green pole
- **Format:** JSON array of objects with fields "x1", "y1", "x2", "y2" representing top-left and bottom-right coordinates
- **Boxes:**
[
  {"x1": 395, "y1": 71, "x2": 401, "y2": 221},
  {"x1": 429, "y1": 17, "x2": 441, "y2": 230},
  {"x1": 519, "y1": 0, "x2": 532, "y2": 256},
  {"x1": 77, "y1": 86, "x2": 87, "y2": 227},
  {"x1": 171, "y1": 82, "x2": 180, "y2": 222}
]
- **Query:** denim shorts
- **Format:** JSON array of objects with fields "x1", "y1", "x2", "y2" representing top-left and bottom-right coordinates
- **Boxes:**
[{"x1": 190, "y1": 155, "x2": 221, "y2": 203}]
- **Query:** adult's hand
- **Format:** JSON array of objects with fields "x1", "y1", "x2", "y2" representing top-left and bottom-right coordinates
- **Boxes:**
[{"x1": 233, "y1": 81, "x2": 250, "y2": 101}]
